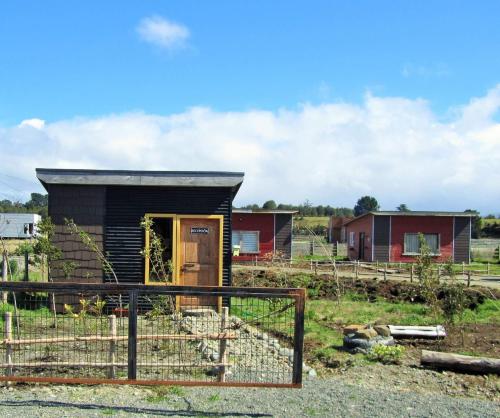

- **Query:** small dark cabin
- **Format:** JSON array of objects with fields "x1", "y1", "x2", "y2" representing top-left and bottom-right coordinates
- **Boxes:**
[{"x1": 36, "y1": 168, "x2": 244, "y2": 308}]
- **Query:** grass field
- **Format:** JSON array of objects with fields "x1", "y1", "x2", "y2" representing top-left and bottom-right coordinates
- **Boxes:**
[
  {"x1": 232, "y1": 294, "x2": 500, "y2": 366},
  {"x1": 293, "y1": 216, "x2": 329, "y2": 229}
]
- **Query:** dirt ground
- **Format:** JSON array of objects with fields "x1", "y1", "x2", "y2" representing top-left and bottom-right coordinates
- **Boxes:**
[{"x1": 233, "y1": 267, "x2": 500, "y2": 402}]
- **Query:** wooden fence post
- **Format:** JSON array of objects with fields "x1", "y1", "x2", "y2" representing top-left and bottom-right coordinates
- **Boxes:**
[
  {"x1": 384, "y1": 263, "x2": 387, "y2": 281},
  {"x1": 2, "y1": 252, "x2": 8, "y2": 304},
  {"x1": 24, "y1": 251, "x2": 29, "y2": 282},
  {"x1": 310, "y1": 259, "x2": 313, "y2": 271},
  {"x1": 107, "y1": 314, "x2": 117, "y2": 379},
  {"x1": 309, "y1": 240, "x2": 314, "y2": 256},
  {"x1": 487, "y1": 262, "x2": 490, "y2": 275},
  {"x1": 462, "y1": 262, "x2": 465, "y2": 277},
  {"x1": 410, "y1": 264, "x2": 414, "y2": 283},
  {"x1": 355, "y1": 260, "x2": 359, "y2": 280},
  {"x1": 218, "y1": 307, "x2": 229, "y2": 382},
  {"x1": 467, "y1": 271, "x2": 471, "y2": 287},
  {"x1": 314, "y1": 261, "x2": 318, "y2": 276},
  {"x1": 5, "y1": 311, "x2": 13, "y2": 376}
]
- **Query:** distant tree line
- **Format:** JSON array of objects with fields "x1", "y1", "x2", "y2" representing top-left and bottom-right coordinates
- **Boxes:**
[
  {"x1": 238, "y1": 199, "x2": 354, "y2": 217},
  {"x1": 0, "y1": 193, "x2": 48, "y2": 218}
]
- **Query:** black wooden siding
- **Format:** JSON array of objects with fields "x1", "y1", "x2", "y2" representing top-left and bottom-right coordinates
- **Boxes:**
[
  {"x1": 453, "y1": 217, "x2": 471, "y2": 263},
  {"x1": 274, "y1": 214, "x2": 293, "y2": 258},
  {"x1": 104, "y1": 186, "x2": 233, "y2": 286},
  {"x1": 48, "y1": 184, "x2": 106, "y2": 282},
  {"x1": 373, "y1": 215, "x2": 390, "y2": 262}
]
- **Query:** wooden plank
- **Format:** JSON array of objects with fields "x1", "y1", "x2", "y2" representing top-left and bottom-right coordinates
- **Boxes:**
[
  {"x1": 0, "y1": 362, "x2": 232, "y2": 368},
  {"x1": 389, "y1": 325, "x2": 446, "y2": 338},
  {"x1": 1, "y1": 332, "x2": 238, "y2": 345},
  {"x1": 218, "y1": 307, "x2": 228, "y2": 382},
  {"x1": 421, "y1": 350, "x2": 500, "y2": 374}
]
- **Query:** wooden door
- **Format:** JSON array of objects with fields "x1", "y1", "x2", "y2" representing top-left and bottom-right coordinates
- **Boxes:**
[{"x1": 178, "y1": 217, "x2": 221, "y2": 307}]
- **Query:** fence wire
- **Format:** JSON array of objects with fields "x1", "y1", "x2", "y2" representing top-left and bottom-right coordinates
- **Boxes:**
[{"x1": 0, "y1": 283, "x2": 304, "y2": 387}]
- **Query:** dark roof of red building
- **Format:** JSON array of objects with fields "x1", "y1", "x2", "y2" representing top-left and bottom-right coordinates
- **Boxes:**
[
  {"x1": 233, "y1": 209, "x2": 297, "y2": 214},
  {"x1": 344, "y1": 211, "x2": 473, "y2": 226}
]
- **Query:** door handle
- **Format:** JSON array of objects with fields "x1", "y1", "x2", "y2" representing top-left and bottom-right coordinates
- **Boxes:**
[{"x1": 182, "y1": 263, "x2": 197, "y2": 271}]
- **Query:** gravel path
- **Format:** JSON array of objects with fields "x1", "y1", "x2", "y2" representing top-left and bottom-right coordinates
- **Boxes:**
[{"x1": 0, "y1": 377, "x2": 498, "y2": 417}]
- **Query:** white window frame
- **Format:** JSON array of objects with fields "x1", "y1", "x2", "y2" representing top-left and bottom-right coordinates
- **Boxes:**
[
  {"x1": 232, "y1": 230, "x2": 260, "y2": 254},
  {"x1": 403, "y1": 233, "x2": 441, "y2": 256},
  {"x1": 349, "y1": 231, "x2": 355, "y2": 247}
]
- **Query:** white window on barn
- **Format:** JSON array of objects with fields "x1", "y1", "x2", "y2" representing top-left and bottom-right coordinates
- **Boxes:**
[
  {"x1": 404, "y1": 233, "x2": 440, "y2": 255},
  {"x1": 232, "y1": 231, "x2": 260, "y2": 254},
  {"x1": 349, "y1": 231, "x2": 355, "y2": 247}
]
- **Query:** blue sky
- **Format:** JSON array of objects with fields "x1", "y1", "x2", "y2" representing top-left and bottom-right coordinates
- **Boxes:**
[
  {"x1": 1, "y1": 1, "x2": 500, "y2": 213},
  {"x1": 2, "y1": 1, "x2": 500, "y2": 122}
]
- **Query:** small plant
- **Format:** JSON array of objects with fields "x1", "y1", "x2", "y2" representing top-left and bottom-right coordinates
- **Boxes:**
[
  {"x1": 367, "y1": 344, "x2": 405, "y2": 365},
  {"x1": 441, "y1": 258, "x2": 467, "y2": 323},
  {"x1": 140, "y1": 216, "x2": 174, "y2": 284},
  {"x1": 415, "y1": 234, "x2": 440, "y2": 317},
  {"x1": 63, "y1": 303, "x2": 78, "y2": 318},
  {"x1": 91, "y1": 296, "x2": 106, "y2": 316},
  {"x1": 208, "y1": 394, "x2": 221, "y2": 402},
  {"x1": 62, "y1": 260, "x2": 78, "y2": 280}
]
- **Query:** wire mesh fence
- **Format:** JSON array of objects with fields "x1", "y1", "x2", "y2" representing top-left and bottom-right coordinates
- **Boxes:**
[{"x1": 0, "y1": 282, "x2": 305, "y2": 387}]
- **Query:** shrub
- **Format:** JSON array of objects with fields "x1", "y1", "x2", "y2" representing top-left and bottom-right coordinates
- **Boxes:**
[
  {"x1": 14, "y1": 241, "x2": 35, "y2": 256},
  {"x1": 367, "y1": 344, "x2": 405, "y2": 365}
]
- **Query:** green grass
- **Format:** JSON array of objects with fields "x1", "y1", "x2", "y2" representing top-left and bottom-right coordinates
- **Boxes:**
[
  {"x1": 482, "y1": 218, "x2": 500, "y2": 226},
  {"x1": 293, "y1": 216, "x2": 329, "y2": 229},
  {"x1": 231, "y1": 294, "x2": 500, "y2": 366},
  {"x1": 146, "y1": 385, "x2": 187, "y2": 403}
]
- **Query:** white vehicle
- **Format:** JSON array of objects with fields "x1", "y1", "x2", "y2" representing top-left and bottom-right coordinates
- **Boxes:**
[{"x1": 0, "y1": 213, "x2": 41, "y2": 238}]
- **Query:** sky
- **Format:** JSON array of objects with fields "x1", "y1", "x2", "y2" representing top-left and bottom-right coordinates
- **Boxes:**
[{"x1": 1, "y1": 1, "x2": 500, "y2": 214}]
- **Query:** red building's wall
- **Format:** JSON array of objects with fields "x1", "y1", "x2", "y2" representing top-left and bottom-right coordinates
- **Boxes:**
[
  {"x1": 390, "y1": 216, "x2": 453, "y2": 262},
  {"x1": 232, "y1": 213, "x2": 275, "y2": 261},
  {"x1": 345, "y1": 214, "x2": 373, "y2": 261}
]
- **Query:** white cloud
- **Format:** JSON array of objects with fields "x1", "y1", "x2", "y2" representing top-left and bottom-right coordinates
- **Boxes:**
[
  {"x1": 136, "y1": 15, "x2": 190, "y2": 50},
  {"x1": 19, "y1": 118, "x2": 45, "y2": 129},
  {"x1": 2, "y1": 86, "x2": 500, "y2": 213}
]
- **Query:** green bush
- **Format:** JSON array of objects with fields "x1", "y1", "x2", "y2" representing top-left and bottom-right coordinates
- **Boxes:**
[
  {"x1": 14, "y1": 241, "x2": 34, "y2": 255},
  {"x1": 367, "y1": 344, "x2": 405, "y2": 365}
]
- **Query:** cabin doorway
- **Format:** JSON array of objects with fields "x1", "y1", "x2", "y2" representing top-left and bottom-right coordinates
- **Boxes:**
[
  {"x1": 144, "y1": 214, "x2": 223, "y2": 309},
  {"x1": 358, "y1": 232, "x2": 365, "y2": 260}
]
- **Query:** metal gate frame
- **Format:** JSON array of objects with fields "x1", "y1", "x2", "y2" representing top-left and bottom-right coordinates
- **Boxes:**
[{"x1": 0, "y1": 282, "x2": 305, "y2": 388}]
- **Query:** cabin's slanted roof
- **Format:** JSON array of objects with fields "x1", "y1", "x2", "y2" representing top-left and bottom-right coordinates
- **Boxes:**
[{"x1": 36, "y1": 168, "x2": 244, "y2": 193}]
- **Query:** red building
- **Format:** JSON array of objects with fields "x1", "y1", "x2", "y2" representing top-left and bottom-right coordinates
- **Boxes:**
[
  {"x1": 343, "y1": 211, "x2": 472, "y2": 263},
  {"x1": 232, "y1": 210, "x2": 296, "y2": 261}
]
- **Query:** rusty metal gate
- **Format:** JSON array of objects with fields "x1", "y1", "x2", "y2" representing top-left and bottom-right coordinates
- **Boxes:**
[{"x1": 0, "y1": 282, "x2": 305, "y2": 388}]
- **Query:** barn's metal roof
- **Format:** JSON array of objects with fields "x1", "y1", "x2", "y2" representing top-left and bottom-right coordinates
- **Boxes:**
[{"x1": 36, "y1": 168, "x2": 244, "y2": 193}]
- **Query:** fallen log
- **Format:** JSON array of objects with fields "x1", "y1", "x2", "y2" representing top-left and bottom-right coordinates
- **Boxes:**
[
  {"x1": 389, "y1": 325, "x2": 446, "y2": 338},
  {"x1": 421, "y1": 350, "x2": 500, "y2": 374}
]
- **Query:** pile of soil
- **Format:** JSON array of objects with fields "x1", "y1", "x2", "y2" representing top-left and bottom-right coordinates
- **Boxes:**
[{"x1": 232, "y1": 269, "x2": 500, "y2": 306}]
